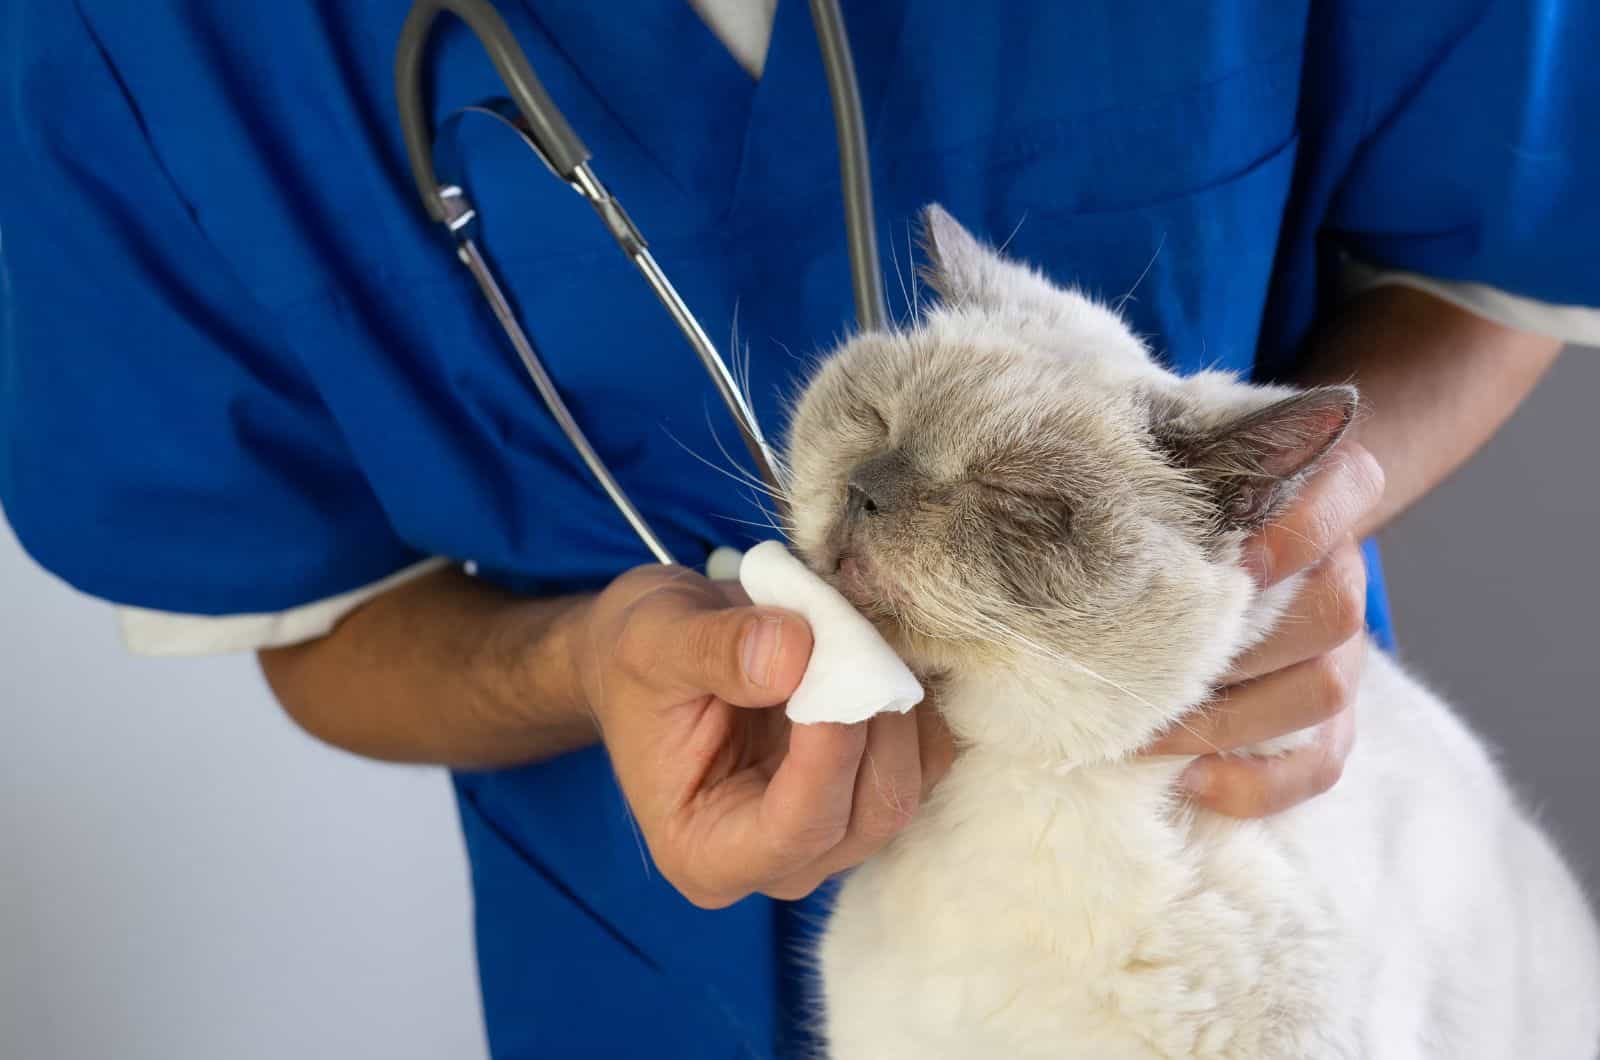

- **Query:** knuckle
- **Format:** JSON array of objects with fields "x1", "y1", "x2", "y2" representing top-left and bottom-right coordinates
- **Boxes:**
[
  {"x1": 859, "y1": 801, "x2": 916, "y2": 844},
  {"x1": 605, "y1": 575, "x2": 723, "y2": 687},
  {"x1": 1347, "y1": 444, "x2": 1387, "y2": 506},
  {"x1": 684, "y1": 612, "x2": 738, "y2": 683},
  {"x1": 611, "y1": 609, "x2": 662, "y2": 683},
  {"x1": 772, "y1": 816, "x2": 850, "y2": 863},
  {"x1": 1312, "y1": 746, "x2": 1348, "y2": 796},
  {"x1": 659, "y1": 861, "x2": 725, "y2": 909},
  {"x1": 1198, "y1": 761, "x2": 1270, "y2": 819},
  {"x1": 856, "y1": 813, "x2": 901, "y2": 845},
  {"x1": 1310, "y1": 655, "x2": 1354, "y2": 715},
  {"x1": 1321, "y1": 547, "x2": 1368, "y2": 643},
  {"x1": 764, "y1": 876, "x2": 826, "y2": 903},
  {"x1": 680, "y1": 883, "x2": 737, "y2": 910},
  {"x1": 1227, "y1": 773, "x2": 1276, "y2": 819},
  {"x1": 1305, "y1": 506, "x2": 1345, "y2": 561},
  {"x1": 1195, "y1": 700, "x2": 1237, "y2": 749},
  {"x1": 655, "y1": 846, "x2": 738, "y2": 910}
]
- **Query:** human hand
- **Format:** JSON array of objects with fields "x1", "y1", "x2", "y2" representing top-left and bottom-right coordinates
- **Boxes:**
[
  {"x1": 1145, "y1": 441, "x2": 1385, "y2": 817},
  {"x1": 574, "y1": 565, "x2": 953, "y2": 909}
]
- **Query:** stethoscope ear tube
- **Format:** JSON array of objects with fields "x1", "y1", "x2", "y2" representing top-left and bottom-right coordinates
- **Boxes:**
[
  {"x1": 395, "y1": 0, "x2": 884, "y2": 567},
  {"x1": 808, "y1": 0, "x2": 888, "y2": 333},
  {"x1": 395, "y1": 0, "x2": 590, "y2": 224},
  {"x1": 396, "y1": 1, "x2": 788, "y2": 566}
]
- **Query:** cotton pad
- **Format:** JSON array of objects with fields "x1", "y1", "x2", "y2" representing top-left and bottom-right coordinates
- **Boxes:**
[{"x1": 732, "y1": 540, "x2": 924, "y2": 725}]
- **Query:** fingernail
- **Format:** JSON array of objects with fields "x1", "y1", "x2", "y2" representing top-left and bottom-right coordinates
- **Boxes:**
[
  {"x1": 742, "y1": 616, "x2": 784, "y2": 690},
  {"x1": 1179, "y1": 760, "x2": 1211, "y2": 797}
]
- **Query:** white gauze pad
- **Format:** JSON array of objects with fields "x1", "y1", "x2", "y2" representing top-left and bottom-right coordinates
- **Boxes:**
[{"x1": 735, "y1": 540, "x2": 924, "y2": 725}]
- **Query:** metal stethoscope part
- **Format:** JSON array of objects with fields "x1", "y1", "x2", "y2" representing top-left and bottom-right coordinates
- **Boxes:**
[{"x1": 395, "y1": 0, "x2": 885, "y2": 565}]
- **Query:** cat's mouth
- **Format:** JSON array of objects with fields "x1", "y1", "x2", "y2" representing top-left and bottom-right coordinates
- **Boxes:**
[
  {"x1": 835, "y1": 553, "x2": 872, "y2": 602},
  {"x1": 827, "y1": 548, "x2": 897, "y2": 619},
  {"x1": 811, "y1": 511, "x2": 902, "y2": 620}
]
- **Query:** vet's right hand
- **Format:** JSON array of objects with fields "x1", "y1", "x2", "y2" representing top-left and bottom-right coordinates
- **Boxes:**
[{"x1": 574, "y1": 565, "x2": 952, "y2": 908}]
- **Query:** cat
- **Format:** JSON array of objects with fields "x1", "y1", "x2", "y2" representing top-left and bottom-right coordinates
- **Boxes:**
[{"x1": 783, "y1": 205, "x2": 1600, "y2": 1059}]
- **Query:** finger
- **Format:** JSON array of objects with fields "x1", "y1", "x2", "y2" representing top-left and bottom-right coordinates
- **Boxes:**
[
  {"x1": 755, "y1": 721, "x2": 869, "y2": 872},
  {"x1": 1223, "y1": 538, "x2": 1367, "y2": 683},
  {"x1": 1179, "y1": 705, "x2": 1357, "y2": 818},
  {"x1": 620, "y1": 583, "x2": 813, "y2": 707},
  {"x1": 1146, "y1": 634, "x2": 1365, "y2": 756},
  {"x1": 915, "y1": 702, "x2": 956, "y2": 795},
  {"x1": 806, "y1": 710, "x2": 925, "y2": 878},
  {"x1": 761, "y1": 705, "x2": 956, "y2": 900},
  {"x1": 760, "y1": 709, "x2": 940, "y2": 902},
  {"x1": 1244, "y1": 441, "x2": 1384, "y2": 586},
  {"x1": 850, "y1": 710, "x2": 924, "y2": 842},
  {"x1": 670, "y1": 720, "x2": 866, "y2": 907}
]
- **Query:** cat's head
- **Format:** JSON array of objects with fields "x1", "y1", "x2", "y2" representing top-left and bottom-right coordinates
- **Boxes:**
[{"x1": 784, "y1": 206, "x2": 1356, "y2": 763}]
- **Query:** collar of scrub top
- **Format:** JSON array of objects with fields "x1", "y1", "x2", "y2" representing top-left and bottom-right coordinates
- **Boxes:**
[{"x1": 394, "y1": 0, "x2": 888, "y2": 567}]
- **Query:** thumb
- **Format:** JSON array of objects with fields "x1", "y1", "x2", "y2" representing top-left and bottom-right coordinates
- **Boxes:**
[{"x1": 673, "y1": 605, "x2": 813, "y2": 708}]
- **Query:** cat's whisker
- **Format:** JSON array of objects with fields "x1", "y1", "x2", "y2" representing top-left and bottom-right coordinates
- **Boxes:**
[
  {"x1": 912, "y1": 587, "x2": 1195, "y2": 731},
  {"x1": 663, "y1": 433, "x2": 796, "y2": 548},
  {"x1": 687, "y1": 411, "x2": 795, "y2": 507},
  {"x1": 863, "y1": 749, "x2": 911, "y2": 819},
  {"x1": 1113, "y1": 232, "x2": 1166, "y2": 313},
  {"x1": 997, "y1": 211, "x2": 1029, "y2": 255},
  {"x1": 710, "y1": 512, "x2": 795, "y2": 535},
  {"x1": 664, "y1": 428, "x2": 783, "y2": 502},
  {"x1": 907, "y1": 223, "x2": 925, "y2": 324},
  {"x1": 890, "y1": 227, "x2": 913, "y2": 328},
  {"x1": 1158, "y1": 714, "x2": 1225, "y2": 757},
  {"x1": 709, "y1": 408, "x2": 798, "y2": 501}
]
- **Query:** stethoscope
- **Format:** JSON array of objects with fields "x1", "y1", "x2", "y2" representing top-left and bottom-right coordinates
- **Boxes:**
[{"x1": 395, "y1": 0, "x2": 887, "y2": 565}]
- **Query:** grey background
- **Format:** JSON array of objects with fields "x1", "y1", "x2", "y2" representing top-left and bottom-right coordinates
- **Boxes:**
[
  {"x1": 0, "y1": 527, "x2": 489, "y2": 1060},
  {"x1": 1377, "y1": 349, "x2": 1598, "y2": 882},
  {"x1": 2, "y1": 353, "x2": 1596, "y2": 1059}
]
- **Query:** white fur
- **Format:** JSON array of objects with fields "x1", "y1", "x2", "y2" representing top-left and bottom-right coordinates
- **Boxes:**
[
  {"x1": 821, "y1": 648, "x2": 1600, "y2": 1058},
  {"x1": 806, "y1": 207, "x2": 1600, "y2": 1059}
]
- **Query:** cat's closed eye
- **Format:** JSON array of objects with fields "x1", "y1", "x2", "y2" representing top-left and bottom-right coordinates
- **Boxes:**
[
  {"x1": 972, "y1": 474, "x2": 1049, "y2": 500},
  {"x1": 971, "y1": 476, "x2": 1074, "y2": 535}
]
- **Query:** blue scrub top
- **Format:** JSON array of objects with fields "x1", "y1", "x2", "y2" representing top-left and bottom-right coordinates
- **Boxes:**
[{"x1": 4, "y1": 2, "x2": 1596, "y2": 1056}]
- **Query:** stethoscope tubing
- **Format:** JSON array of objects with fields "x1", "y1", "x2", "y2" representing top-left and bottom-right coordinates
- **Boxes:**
[{"x1": 396, "y1": 0, "x2": 884, "y2": 565}]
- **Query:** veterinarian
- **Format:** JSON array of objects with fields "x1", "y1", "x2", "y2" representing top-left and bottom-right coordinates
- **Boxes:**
[{"x1": 2, "y1": 2, "x2": 1594, "y2": 1056}]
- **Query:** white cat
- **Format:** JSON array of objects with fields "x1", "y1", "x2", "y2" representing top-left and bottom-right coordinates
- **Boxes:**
[{"x1": 784, "y1": 206, "x2": 1600, "y2": 1059}]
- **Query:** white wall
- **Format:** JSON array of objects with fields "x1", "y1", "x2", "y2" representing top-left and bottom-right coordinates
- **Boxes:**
[{"x1": 0, "y1": 517, "x2": 486, "y2": 1060}]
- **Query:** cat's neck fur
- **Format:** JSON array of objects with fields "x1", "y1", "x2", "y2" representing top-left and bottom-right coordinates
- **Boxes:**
[{"x1": 933, "y1": 574, "x2": 1302, "y2": 772}]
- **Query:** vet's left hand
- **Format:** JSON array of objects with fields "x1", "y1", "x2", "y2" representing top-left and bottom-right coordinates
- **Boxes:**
[{"x1": 1143, "y1": 440, "x2": 1386, "y2": 817}]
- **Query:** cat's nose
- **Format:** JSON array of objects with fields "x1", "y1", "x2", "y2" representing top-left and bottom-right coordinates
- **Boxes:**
[
  {"x1": 846, "y1": 451, "x2": 911, "y2": 521},
  {"x1": 846, "y1": 481, "x2": 879, "y2": 522}
]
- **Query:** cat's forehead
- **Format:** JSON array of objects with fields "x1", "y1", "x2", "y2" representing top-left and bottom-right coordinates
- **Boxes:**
[
  {"x1": 851, "y1": 319, "x2": 1156, "y2": 469},
  {"x1": 888, "y1": 306, "x2": 1156, "y2": 393}
]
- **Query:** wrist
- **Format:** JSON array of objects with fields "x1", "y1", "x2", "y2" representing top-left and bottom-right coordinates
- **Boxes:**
[
  {"x1": 496, "y1": 591, "x2": 600, "y2": 750},
  {"x1": 552, "y1": 592, "x2": 598, "y2": 721}
]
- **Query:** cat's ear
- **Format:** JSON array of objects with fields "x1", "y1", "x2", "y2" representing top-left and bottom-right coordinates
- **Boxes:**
[
  {"x1": 1161, "y1": 385, "x2": 1359, "y2": 530},
  {"x1": 918, "y1": 204, "x2": 1034, "y2": 309}
]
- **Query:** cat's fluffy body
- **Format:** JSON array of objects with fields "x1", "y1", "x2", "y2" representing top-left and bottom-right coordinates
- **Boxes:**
[
  {"x1": 789, "y1": 207, "x2": 1600, "y2": 1058},
  {"x1": 820, "y1": 653, "x2": 1597, "y2": 1058}
]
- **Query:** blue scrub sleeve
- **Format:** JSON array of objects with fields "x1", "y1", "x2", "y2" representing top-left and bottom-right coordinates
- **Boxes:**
[
  {"x1": 0, "y1": 8, "x2": 419, "y2": 615},
  {"x1": 1326, "y1": 0, "x2": 1599, "y2": 307}
]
